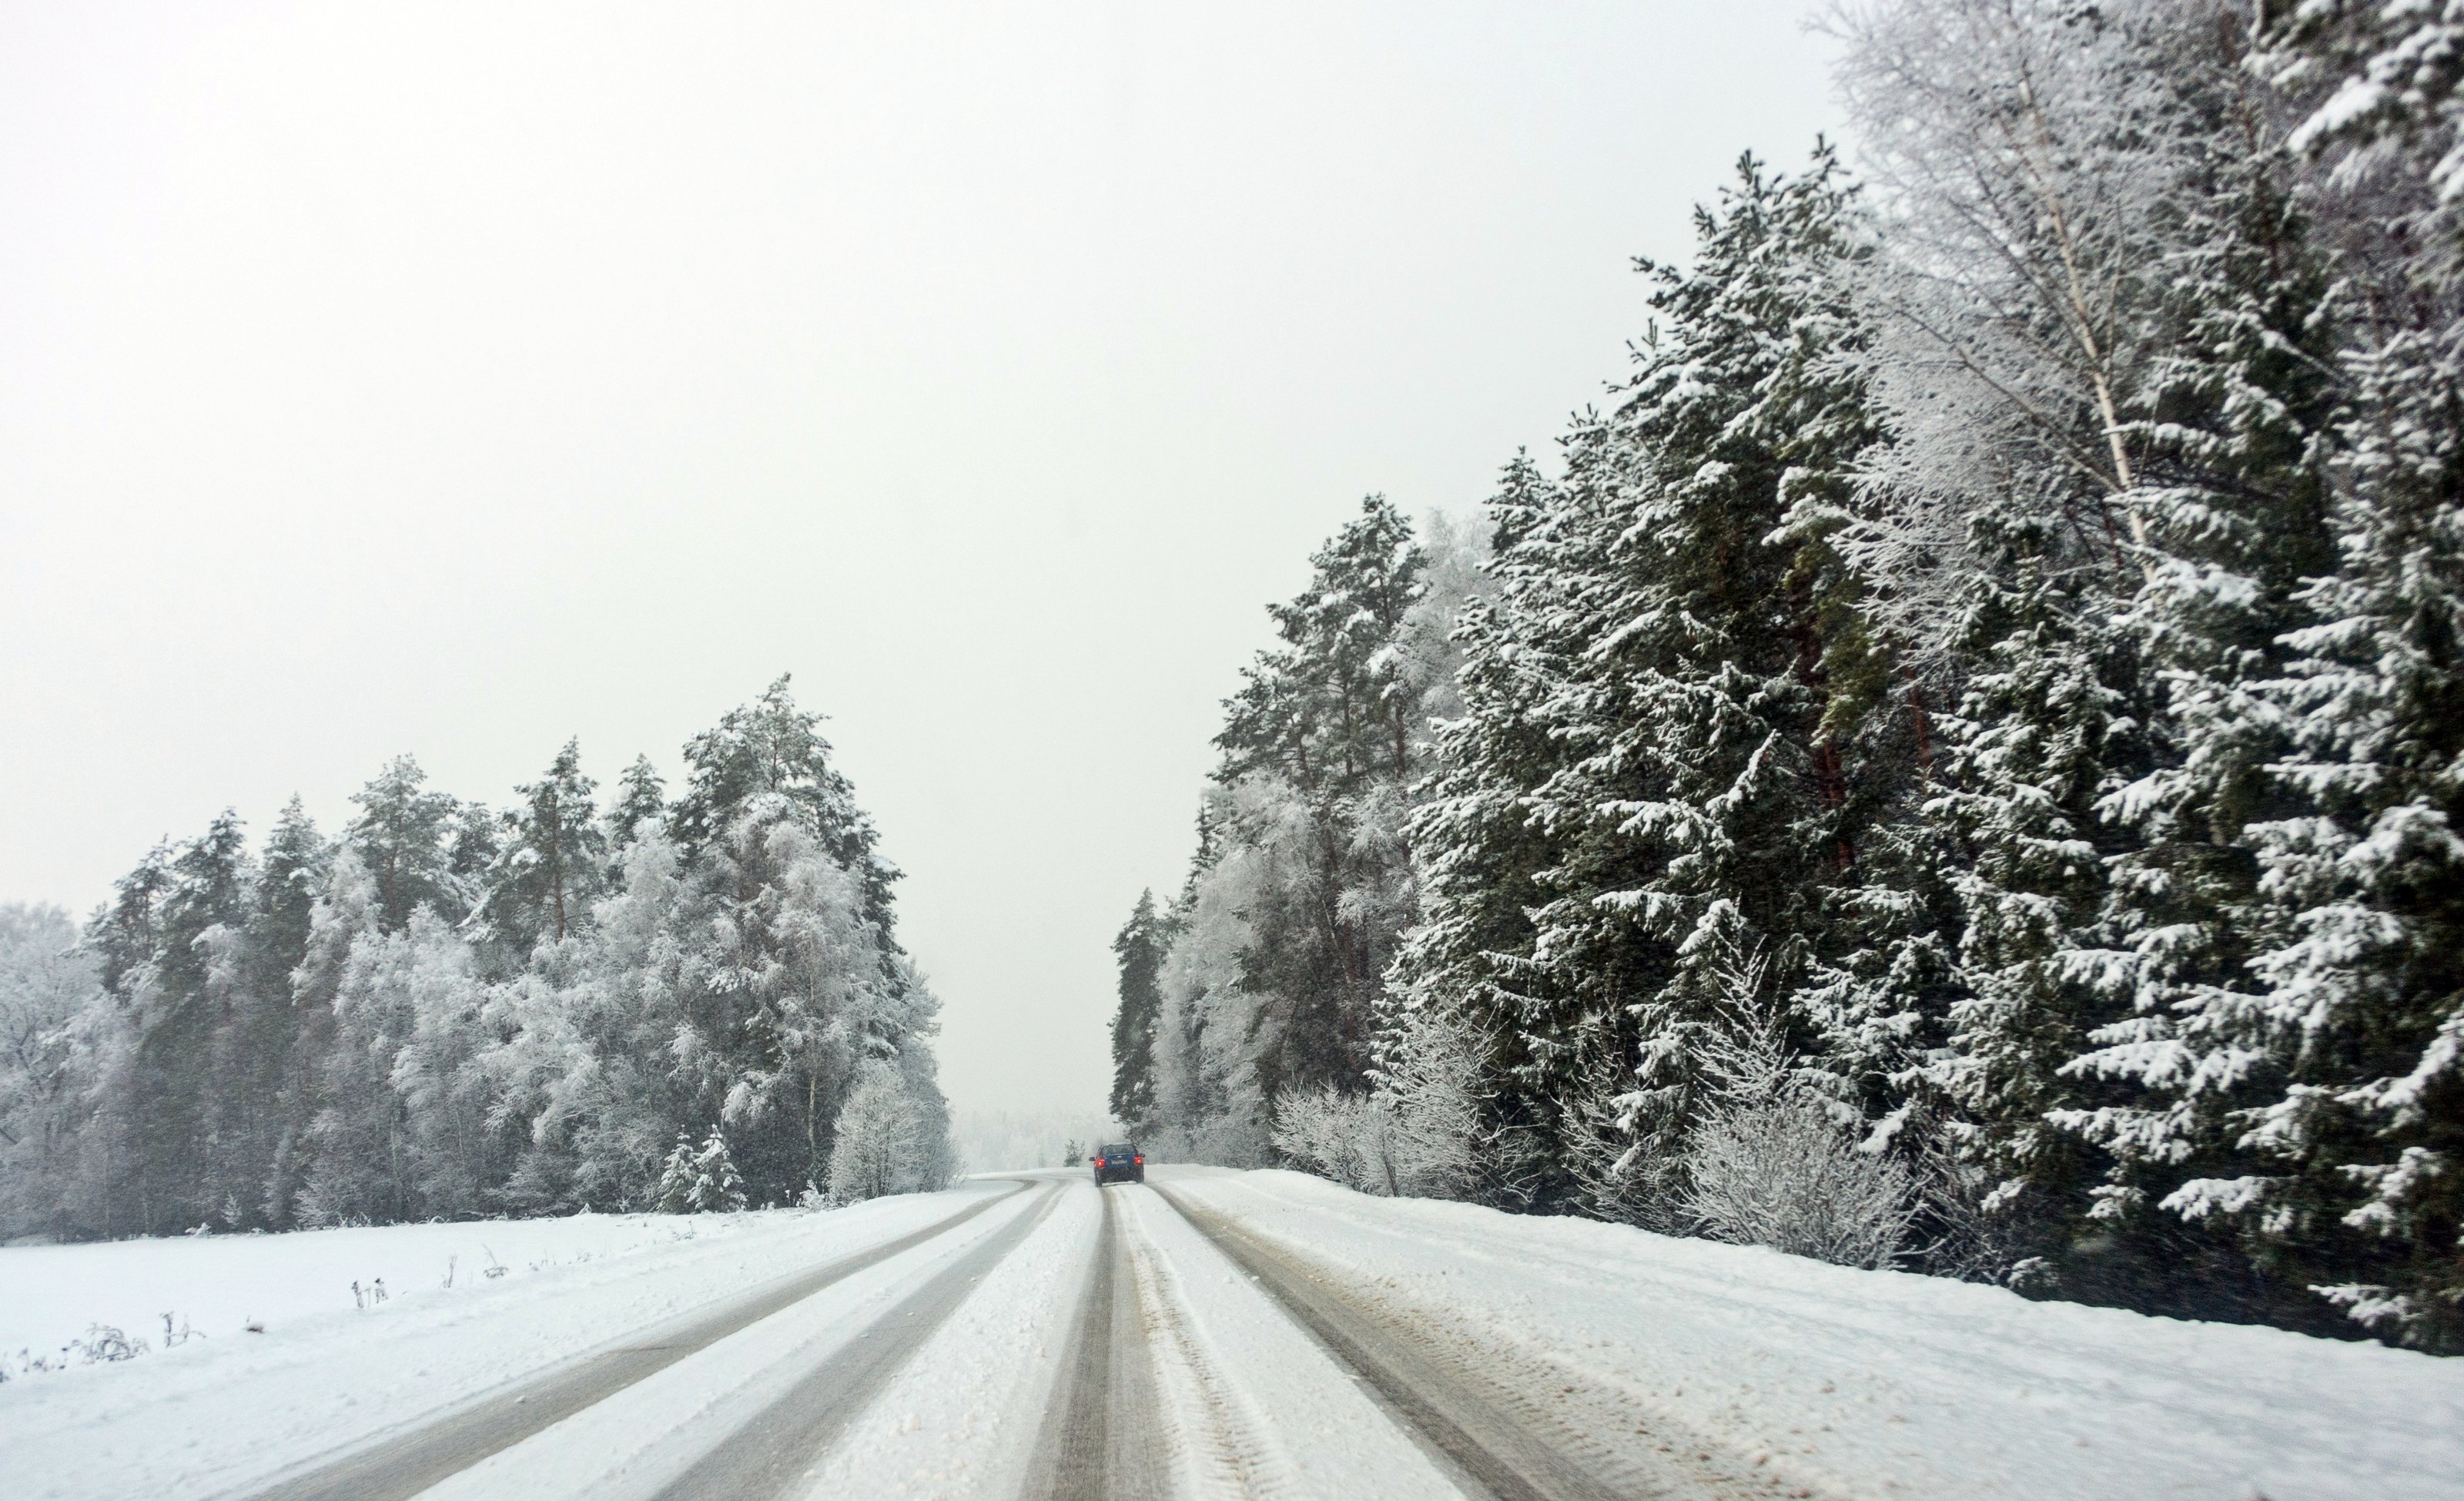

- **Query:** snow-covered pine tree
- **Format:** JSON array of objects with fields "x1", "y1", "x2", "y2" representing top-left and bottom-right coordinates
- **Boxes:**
[
  {"x1": 603, "y1": 754, "x2": 666, "y2": 875},
  {"x1": 480, "y1": 739, "x2": 605, "y2": 960},
  {"x1": 346, "y1": 757, "x2": 464, "y2": 933},
  {"x1": 654, "y1": 1129, "x2": 696, "y2": 1211}
]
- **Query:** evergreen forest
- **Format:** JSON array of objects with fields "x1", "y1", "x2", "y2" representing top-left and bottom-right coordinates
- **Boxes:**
[{"x1": 1107, "y1": 0, "x2": 2464, "y2": 1355}]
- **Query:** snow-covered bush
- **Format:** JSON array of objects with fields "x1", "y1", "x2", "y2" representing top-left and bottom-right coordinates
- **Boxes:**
[
  {"x1": 1682, "y1": 1099, "x2": 1919, "y2": 1269},
  {"x1": 1271, "y1": 1086, "x2": 1384, "y2": 1190},
  {"x1": 1678, "y1": 1005, "x2": 1917, "y2": 1270},
  {"x1": 825, "y1": 1067, "x2": 926, "y2": 1203},
  {"x1": 1272, "y1": 1006, "x2": 1481, "y2": 1198}
]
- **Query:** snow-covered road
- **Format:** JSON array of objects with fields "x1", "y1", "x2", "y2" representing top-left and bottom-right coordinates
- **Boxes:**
[{"x1": 4, "y1": 1166, "x2": 2459, "y2": 1501}]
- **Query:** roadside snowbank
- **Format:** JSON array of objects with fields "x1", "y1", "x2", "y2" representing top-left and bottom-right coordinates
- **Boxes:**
[{"x1": 1159, "y1": 1166, "x2": 2464, "y2": 1501}]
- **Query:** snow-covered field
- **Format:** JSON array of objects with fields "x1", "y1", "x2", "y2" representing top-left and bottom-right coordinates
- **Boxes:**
[
  {"x1": 0, "y1": 1209, "x2": 824, "y2": 1365},
  {"x1": 2, "y1": 1166, "x2": 2458, "y2": 1500}
]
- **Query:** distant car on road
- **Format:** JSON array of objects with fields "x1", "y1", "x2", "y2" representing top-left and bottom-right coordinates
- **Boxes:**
[{"x1": 1092, "y1": 1141, "x2": 1144, "y2": 1184}]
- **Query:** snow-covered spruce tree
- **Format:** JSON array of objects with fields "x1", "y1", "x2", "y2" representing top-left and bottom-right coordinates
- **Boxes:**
[
  {"x1": 1108, "y1": 890, "x2": 1167, "y2": 1131},
  {"x1": 1150, "y1": 501, "x2": 1482, "y2": 1161},
  {"x1": 223, "y1": 798, "x2": 329, "y2": 1229},
  {"x1": 2261, "y1": 0, "x2": 2464, "y2": 235},
  {"x1": 1965, "y1": 5, "x2": 2356, "y2": 1328},
  {"x1": 2071, "y1": 0, "x2": 2464, "y2": 1349},
  {"x1": 1910, "y1": 526, "x2": 2148, "y2": 1288},
  {"x1": 76, "y1": 814, "x2": 255, "y2": 1237},
  {"x1": 2233, "y1": 329, "x2": 2464, "y2": 1348},
  {"x1": 657, "y1": 1127, "x2": 747, "y2": 1213},
  {"x1": 1399, "y1": 150, "x2": 1917, "y2": 1223}
]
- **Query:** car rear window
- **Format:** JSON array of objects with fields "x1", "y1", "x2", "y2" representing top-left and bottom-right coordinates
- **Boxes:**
[{"x1": 1099, "y1": 1142, "x2": 1137, "y2": 1156}]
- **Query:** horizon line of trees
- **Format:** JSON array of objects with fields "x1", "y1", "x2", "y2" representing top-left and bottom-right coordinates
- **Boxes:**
[
  {"x1": 1111, "y1": 0, "x2": 2464, "y2": 1355},
  {"x1": 0, "y1": 677, "x2": 955, "y2": 1241}
]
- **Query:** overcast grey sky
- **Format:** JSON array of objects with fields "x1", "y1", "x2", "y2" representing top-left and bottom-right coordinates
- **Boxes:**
[{"x1": 0, "y1": 2, "x2": 1841, "y2": 1115}]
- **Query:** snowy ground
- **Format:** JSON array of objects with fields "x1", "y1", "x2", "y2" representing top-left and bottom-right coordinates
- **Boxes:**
[
  {"x1": 0, "y1": 1165, "x2": 2456, "y2": 1500},
  {"x1": 0, "y1": 1208, "x2": 852, "y2": 1363}
]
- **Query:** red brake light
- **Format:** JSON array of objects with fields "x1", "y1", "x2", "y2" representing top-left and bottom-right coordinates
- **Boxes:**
[
  {"x1": 1093, "y1": 1156, "x2": 1105, "y2": 1167},
  {"x1": 1133, "y1": 1155, "x2": 1143, "y2": 1164}
]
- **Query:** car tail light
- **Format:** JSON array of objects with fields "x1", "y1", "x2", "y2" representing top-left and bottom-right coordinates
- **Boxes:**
[
  {"x1": 1093, "y1": 1157, "x2": 1106, "y2": 1168},
  {"x1": 1133, "y1": 1155, "x2": 1144, "y2": 1164}
]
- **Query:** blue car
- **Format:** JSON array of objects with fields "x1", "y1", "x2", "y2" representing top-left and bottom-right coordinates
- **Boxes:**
[{"x1": 1092, "y1": 1141, "x2": 1144, "y2": 1184}]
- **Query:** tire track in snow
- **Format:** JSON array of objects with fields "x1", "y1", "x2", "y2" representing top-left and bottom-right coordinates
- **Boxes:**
[
  {"x1": 1025, "y1": 1184, "x2": 1119, "y2": 1500},
  {"x1": 1118, "y1": 1187, "x2": 1303, "y2": 1499},
  {"x1": 648, "y1": 1179, "x2": 1067, "y2": 1501},
  {"x1": 1118, "y1": 1185, "x2": 1476, "y2": 1501},
  {"x1": 1022, "y1": 1182, "x2": 1169, "y2": 1501}
]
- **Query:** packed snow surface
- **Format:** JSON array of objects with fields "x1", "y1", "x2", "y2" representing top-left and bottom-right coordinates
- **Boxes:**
[{"x1": 2, "y1": 1165, "x2": 2459, "y2": 1500}]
